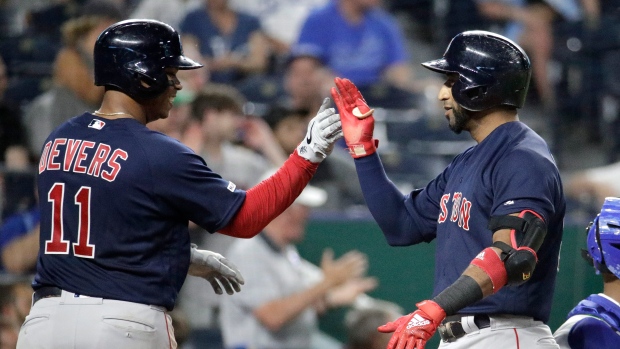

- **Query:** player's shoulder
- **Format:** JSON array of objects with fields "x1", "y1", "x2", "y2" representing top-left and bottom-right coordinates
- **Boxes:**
[{"x1": 568, "y1": 315, "x2": 620, "y2": 348}]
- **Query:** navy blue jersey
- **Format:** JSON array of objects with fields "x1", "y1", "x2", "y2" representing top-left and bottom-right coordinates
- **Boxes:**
[
  {"x1": 403, "y1": 121, "x2": 564, "y2": 322},
  {"x1": 356, "y1": 122, "x2": 566, "y2": 322},
  {"x1": 33, "y1": 113, "x2": 246, "y2": 310}
]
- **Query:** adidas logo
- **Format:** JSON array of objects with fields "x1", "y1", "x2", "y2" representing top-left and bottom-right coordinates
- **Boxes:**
[
  {"x1": 406, "y1": 314, "x2": 430, "y2": 329},
  {"x1": 475, "y1": 251, "x2": 485, "y2": 260}
]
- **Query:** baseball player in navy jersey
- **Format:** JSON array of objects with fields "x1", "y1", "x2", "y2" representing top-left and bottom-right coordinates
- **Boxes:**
[
  {"x1": 16, "y1": 19, "x2": 342, "y2": 349},
  {"x1": 553, "y1": 197, "x2": 620, "y2": 348},
  {"x1": 330, "y1": 30, "x2": 565, "y2": 349}
]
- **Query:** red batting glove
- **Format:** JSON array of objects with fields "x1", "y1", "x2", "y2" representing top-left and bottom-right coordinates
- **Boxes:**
[
  {"x1": 378, "y1": 300, "x2": 446, "y2": 349},
  {"x1": 330, "y1": 77, "x2": 378, "y2": 158}
]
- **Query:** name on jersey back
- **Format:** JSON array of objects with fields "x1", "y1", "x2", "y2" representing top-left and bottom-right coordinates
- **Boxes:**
[{"x1": 38, "y1": 138, "x2": 128, "y2": 182}]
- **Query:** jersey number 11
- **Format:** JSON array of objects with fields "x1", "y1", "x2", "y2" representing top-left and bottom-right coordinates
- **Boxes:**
[{"x1": 44, "y1": 183, "x2": 95, "y2": 258}]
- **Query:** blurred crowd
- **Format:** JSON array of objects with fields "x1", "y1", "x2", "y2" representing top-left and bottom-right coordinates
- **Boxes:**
[{"x1": 0, "y1": 0, "x2": 619, "y2": 348}]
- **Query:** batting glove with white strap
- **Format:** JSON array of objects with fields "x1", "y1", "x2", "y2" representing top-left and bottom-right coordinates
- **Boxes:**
[
  {"x1": 378, "y1": 300, "x2": 446, "y2": 349},
  {"x1": 188, "y1": 244, "x2": 245, "y2": 295},
  {"x1": 296, "y1": 97, "x2": 343, "y2": 163}
]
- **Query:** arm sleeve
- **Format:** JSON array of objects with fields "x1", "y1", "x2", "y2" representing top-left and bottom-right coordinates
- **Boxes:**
[
  {"x1": 568, "y1": 317, "x2": 620, "y2": 349},
  {"x1": 353, "y1": 153, "x2": 440, "y2": 245},
  {"x1": 219, "y1": 151, "x2": 318, "y2": 238}
]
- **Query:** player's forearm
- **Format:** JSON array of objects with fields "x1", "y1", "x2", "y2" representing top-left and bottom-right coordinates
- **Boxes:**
[
  {"x1": 219, "y1": 151, "x2": 318, "y2": 238},
  {"x1": 432, "y1": 233, "x2": 514, "y2": 315},
  {"x1": 354, "y1": 153, "x2": 424, "y2": 246},
  {"x1": 1, "y1": 226, "x2": 40, "y2": 273},
  {"x1": 253, "y1": 280, "x2": 332, "y2": 332}
]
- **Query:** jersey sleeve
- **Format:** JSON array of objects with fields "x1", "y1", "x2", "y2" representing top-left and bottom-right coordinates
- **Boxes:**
[
  {"x1": 354, "y1": 153, "x2": 453, "y2": 245},
  {"x1": 491, "y1": 148, "x2": 561, "y2": 222},
  {"x1": 568, "y1": 317, "x2": 620, "y2": 349},
  {"x1": 150, "y1": 139, "x2": 246, "y2": 233}
]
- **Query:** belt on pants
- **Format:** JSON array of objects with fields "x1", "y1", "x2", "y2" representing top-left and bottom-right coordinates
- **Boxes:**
[
  {"x1": 437, "y1": 314, "x2": 491, "y2": 342},
  {"x1": 32, "y1": 286, "x2": 62, "y2": 305}
]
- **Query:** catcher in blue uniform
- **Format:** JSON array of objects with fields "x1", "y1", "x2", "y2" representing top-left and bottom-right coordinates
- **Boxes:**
[{"x1": 554, "y1": 197, "x2": 620, "y2": 348}]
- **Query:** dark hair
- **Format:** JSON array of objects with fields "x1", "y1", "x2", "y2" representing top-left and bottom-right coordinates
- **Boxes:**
[
  {"x1": 262, "y1": 104, "x2": 309, "y2": 130},
  {"x1": 190, "y1": 84, "x2": 246, "y2": 121}
]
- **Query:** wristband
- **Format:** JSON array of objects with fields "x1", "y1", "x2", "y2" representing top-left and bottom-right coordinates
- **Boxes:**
[{"x1": 471, "y1": 247, "x2": 508, "y2": 293}]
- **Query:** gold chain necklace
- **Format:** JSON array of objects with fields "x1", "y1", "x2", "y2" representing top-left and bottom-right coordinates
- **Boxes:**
[{"x1": 93, "y1": 110, "x2": 134, "y2": 118}]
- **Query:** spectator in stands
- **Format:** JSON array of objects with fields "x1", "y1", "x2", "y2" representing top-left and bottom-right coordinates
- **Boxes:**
[
  {"x1": 0, "y1": 278, "x2": 32, "y2": 349},
  {"x1": 130, "y1": 0, "x2": 201, "y2": 30},
  {"x1": 0, "y1": 207, "x2": 39, "y2": 275},
  {"x1": 263, "y1": 104, "x2": 366, "y2": 209},
  {"x1": 294, "y1": 0, "x2": 417, "y2": 94},
  {"x1": 281, "y1": 54, "x2": 332, "y2": 115},
  {"x1": 228, "y1": 0, "x2": 328, "y2": 64},
  {"x1": 0, "y1": 153, "x2": 39, "y2": 275},
  {"x1": 474, "y1": 0, "x2": 587, "y2": 108},
  {"x1": 177, "y1": 84, "x2": 286, "y2": 348},
  {"x1": 0, "y1": 55, "x2": 28, "y2": 163},
  {"x1": 343, "y1": 300, "x2": 403, "y2": 349},
  {"x1": 564, "y1": 161, "x2": 620, "y2": 212},
  {"x1": 179, "y1": 0, "x2": 271, "y2": 87},
  {"x1": 219, "y1": 181, "x2": 377, "y2": 349},
  {"x1": 22, "y1": 2, "x2": 123, "y2": 156}
]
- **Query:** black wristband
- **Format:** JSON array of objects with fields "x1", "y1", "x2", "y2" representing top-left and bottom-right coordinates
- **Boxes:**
[{"x1": 432, "y1": 275, "x2": 483, "y2": 316}]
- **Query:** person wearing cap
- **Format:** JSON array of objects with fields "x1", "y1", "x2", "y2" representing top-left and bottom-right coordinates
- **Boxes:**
[{"x1": 219, "y1": 176, "x2": 377, "y2": 349}]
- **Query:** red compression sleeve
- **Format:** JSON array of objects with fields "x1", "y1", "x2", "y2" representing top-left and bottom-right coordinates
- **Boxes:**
[
  {"x1": 471, "y1": 248, "x2": 508, "y2": 294},
  {"x1": 218, "y1": 150, "x2": 319, "y2": 238}
]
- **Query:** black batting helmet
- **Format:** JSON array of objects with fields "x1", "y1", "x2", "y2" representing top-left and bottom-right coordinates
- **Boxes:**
[
  {"x1": 94, "y1": 19, "x2": 202, "y2": 101},
  {"x1": 422, "y1": 30, "x2": 531, "y2": 111}
]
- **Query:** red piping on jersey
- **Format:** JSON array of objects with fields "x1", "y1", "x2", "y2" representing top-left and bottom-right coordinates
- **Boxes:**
[
  {"x1": 165, "y1": 313, "x2": 172, "y2": 349},
  {"x1": 513, "y1": 328, "x2": 520, "y2": 349},
  {"x1": 219, "y1": 151, "x2": 318, "y2": 238}
]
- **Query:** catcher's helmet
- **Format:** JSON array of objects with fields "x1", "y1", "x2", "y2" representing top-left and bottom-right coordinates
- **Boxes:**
[
  {"x1": 421, "y1": 30, "x2": 531, "y2": 111},
  {"x1": 584, "y1": 197, "x2": 620, "y2": 279},
  {"x1": 94, "y1": 19, "x2": 202, "y2": 101}
]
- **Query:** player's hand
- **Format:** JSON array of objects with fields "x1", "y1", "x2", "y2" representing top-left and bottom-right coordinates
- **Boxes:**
[
  {"x1": 188, "y1": 244, "x2": 245, "y2": 295},
  {"x1": 330, "y1": 77, "x2": 378, "y2": 158},
  {"x1": 296, "y1": 97, "x2": 343, "y2": 163},
  {"x1": 378, "y1": 300, "x2": 446, "y2": 349}
]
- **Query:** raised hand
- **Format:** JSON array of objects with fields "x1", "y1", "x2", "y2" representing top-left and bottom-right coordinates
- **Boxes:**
[
  {"x1": 296, "y1": 97, "x2": 343, "y2": 163},
  {"x1": 330, "y1": 77, "x2": 378, "y2": 158},
  {"x1": 188, "y1": 244, "x2": 245, "y2": 295},
  {"x1": 378, "y1": 300, "x2": 446, "y2": 349}
]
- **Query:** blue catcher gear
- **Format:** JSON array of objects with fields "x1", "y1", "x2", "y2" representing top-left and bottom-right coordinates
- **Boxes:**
[
  {"x1": 584, "y1": 197, "x2": 620, "y2": 278},
  {"x1": 421, "y1": 30, "x2": 532, "y2": 112},
  {"x1": 94, "y1": 19, "x2": 202, "y2": 101}
]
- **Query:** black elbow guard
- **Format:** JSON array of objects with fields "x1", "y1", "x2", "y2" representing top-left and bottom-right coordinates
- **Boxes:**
[
  {"x1": 494, "y1": 241, "x2": 537, "y2": 286},
  {"x1": 489, "y1": 211, "x2": 547, "y2": 286}
]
